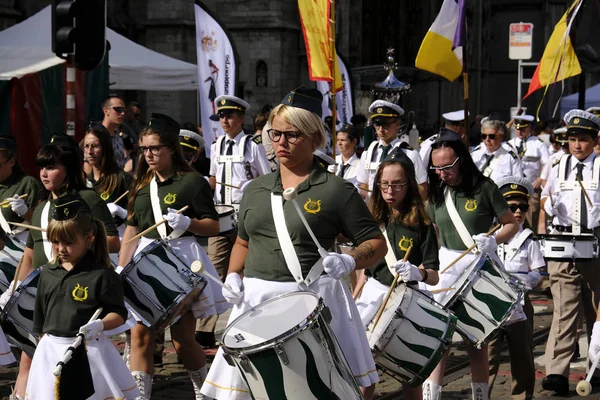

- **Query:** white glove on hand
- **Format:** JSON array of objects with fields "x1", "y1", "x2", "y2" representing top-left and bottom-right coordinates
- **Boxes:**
[
  {"x1": 526, "y1": 270, "x2": 542, "y2": 290},
  {"x1": 472, "y1": 233, "x2": 497, "y2": 255},
  {"x1": 79, "y1": 319, "x2": 104, "y2": 339},
  {"x1": 0, "y1": 280, "x2": 20, "y2": 309},
  {"x1": 588, "y1": 321, "x2": 600, "y2": 366},
  {"x1": 107, "y1": 203, "x2": 127, "y2": 220},
  {"x1": 327, "y1": 164, "x2": 339, "y2": 174},
  {"x1": 8, "y1": 195, "x2": 28, "y2": 217},
  {"x1": 543, "y1": 198, "x2": 560, "y2": 217},
  {"x1": 393, "y1": 260, "x2": 422, "y2": 282},
  {"x1": 222, "y1": 273, "x2": 244, "y2": 305},
  {"x1": 590, "y1": 204, "x2": 600, "y2": 223},
  {"x1": 323, "y1": 252, "x2": 355, "y2": 280},
  {"x1": 163, "y1": 208, "x2": 191, "y2": 231}
]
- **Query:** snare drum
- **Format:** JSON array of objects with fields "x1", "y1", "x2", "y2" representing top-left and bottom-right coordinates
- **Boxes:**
[
  {"x1": 0, "y1": 235, "x2": 26, "y2": 294},
  {"x1": 439, "y1": 255, "x2": 524, "y2": 347},
  {"x1": 222, "y1": 291, "x2": 363, "y2": 399},
  {"x1": 215, "y1": 205, "x2": 236, "y2": 234},
  {"x1": 0, "y1": 270, "x2": 40, "y2": 358},
  {"x1": 121, "y1": 240, "x2": 207, "y2": 332},
  {"x1": 539, "y1": 234, "x2": 598, "y2": 260},
  {"x1": 367, "y1": 284, "x2": 457, "y2": 386}
]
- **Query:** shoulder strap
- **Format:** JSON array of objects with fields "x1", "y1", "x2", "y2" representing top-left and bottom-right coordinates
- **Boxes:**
[
  {"x1": 365, "y1": 141, "x2": 378, "y2": 168},
  {"x1": 444, "y1": 187, "x2": 476, "y2": 249},
  {"x1": 380, "y1": 224, "x2": 399, "y2": 276},
  {"x1": 593, "y1": 155, "x2": 600, "y2": 182},
  {"x1": 149, "y1": 178, "x2": 184, "y2": 240},
  {"x1": 505, "y1": 229, "x2": 533, "y2": 262},
  {"x1": 41, "y1": 202, "x2": 52, "y2": 262},
  {"x1": 239, "y1": 134, "x2": 251, "y2": 157}
]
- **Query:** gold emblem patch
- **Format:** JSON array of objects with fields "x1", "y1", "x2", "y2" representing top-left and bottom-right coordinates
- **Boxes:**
[
  {"x1": 304, "y1": 198, "x2": 321, "y2": 214},
  {"x1": 574, "y1": 118, "x2": 580, "y2": 125},
  {"x1": 288, "y1": 95, "x2": 292, "y2": 103},
  {"x1": 465, "y1": 199, "x2": 477, "y2": 211},
  {"x1": 72, "y1": 283, "x2": 88, "y2": 302},
  {"x1": 100, "y1": 191, "x2": 110, "y2": 201},
  {"x1": 220, "y1": 99, "x2": 226, "y2": 105},
  {"x1": 377, "y1": 107, "x2": 383, "y2": 113},
  {"x1": 398, "y1": 236, "x2": 414, "y2": 251},
  {"x1": 164, "y1": 193, "x2": 176, "y2": 205},
  {"x1": 184, "y1": 136, "x2": 190, "y2": 141},
  {"x1": 510, "y1": 184, "x2": 518, "y2": 189},
  {"x1": 63, "y1": 208, "x2": 69, "y2": 217}
]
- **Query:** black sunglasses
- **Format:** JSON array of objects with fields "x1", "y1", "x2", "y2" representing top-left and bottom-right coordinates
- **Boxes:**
[
  {"x1": 110, "y1": 106, "x2": 126, "y2": 114},
  {"x1": 481, "y1": 134, "x2": 497, "y2": 140},
  {"x1": 509, "y1": 203, "x2": 529, "y2": 212}
]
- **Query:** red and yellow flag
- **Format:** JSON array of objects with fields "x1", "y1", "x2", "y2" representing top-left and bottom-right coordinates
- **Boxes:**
[{"x1": 298, "y1": 0, "x2": 343, "y2": 92}]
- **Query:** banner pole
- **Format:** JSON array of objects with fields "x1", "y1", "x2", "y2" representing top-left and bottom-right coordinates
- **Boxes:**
[{"x1": 329, "y1": 0, "x2": 337, "y2": 159}]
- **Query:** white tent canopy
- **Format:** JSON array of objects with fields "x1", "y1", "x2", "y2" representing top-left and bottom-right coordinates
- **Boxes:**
[
  {"x1": 0, "y1": 6, "x2": 197, "y2": 91},
  {"x1": 560, "y1": 83, "x2": 600, "y2": 117}
]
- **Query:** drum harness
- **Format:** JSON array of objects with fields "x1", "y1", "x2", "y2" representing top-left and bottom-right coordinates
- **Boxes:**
[
  {"x1": 149, "y1": 179, "x2": 186, "y2": 241},
  {"x1": 497, "y1": 229, "x2": 533, "y2": 263}
]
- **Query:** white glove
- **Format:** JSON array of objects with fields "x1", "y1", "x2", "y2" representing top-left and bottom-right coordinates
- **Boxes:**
[
  {"x1": 393, "y1": 260, "x2": 422, "y2": 282},
  {"x1": 589, "y1": 321, "x2": 600, "y2": 366},
  {"x1": 590, "y1": 204, "x2": 600, "y2": 222},
  {"x1": 222, "y1": 273, "x2": 244, "y2": 305},
  {"x1": 115, "y1": 265, "x2": 124, "y2": 274},
  {"x1": 526, "y1": 270, "x2": 542, "y2": 290},
  {"x1": 8, "y1": 195, "x2": 28, "y2": 217},
  {"x1": 323, "y1": 252, "x2": 355, "y2": 280},
  {"x1": 543, "y1": 198, "x2": 560, "y2": 217},
  {"x1": 0, "y1": 280, "x2": 20, "y2": 309},
  {"x1": 163, "y1": 207, "x2": 191, "y2": 231},
  {"x1": 327, "y1": 164, "x2": 339, "y2": 174},
  {"x1": 107, "y1": 203, "x2": 127, "y2": 220},
  {"x1": 79, "y1": 319, "x2": 104, "y2": 339},
  {"x1": 472, "y1": 233, "x2": 497, "y2": 255}
]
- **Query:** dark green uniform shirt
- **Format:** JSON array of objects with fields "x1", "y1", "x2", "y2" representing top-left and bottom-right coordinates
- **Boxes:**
[
  {"x1": 33, "y1": 251, "x2": 127, "y2": 337},
  {"x1": 427, "y1": 179, "x2": 508, "y2": 251},
  {"x1": 86, "y1": 170, "x2": 133, "y2": 208},
  {"x1": 0, "y1": 172, "x2": 42, "y2": 224},
  {"x1": 239, "y1": 159, "x2": 381, "y2": 282},
  {"x1": 26, "y1": 189, "x2": 119, "y2": 268},
  {"x1": 366, "y1": 220, "x2": 439, "y2": 286},
  {"x1": 126, "y1": 173, "x2": 218, "y2": 238}
]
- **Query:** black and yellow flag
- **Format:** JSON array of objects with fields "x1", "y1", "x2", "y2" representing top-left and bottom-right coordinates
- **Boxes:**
[{"x1": 55, "y1": 340, "x2": 95, "y2": 400}]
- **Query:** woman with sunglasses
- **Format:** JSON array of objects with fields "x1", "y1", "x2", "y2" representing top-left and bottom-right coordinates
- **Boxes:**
[
  {"x1": 118, "y1": 113, "x2": 227, "y2": 400},
  {"x1": 487, "y1": 176, "x2": 544, "y2": 399},
  {"x1": 328, "y1": 124, "x2": 361, "y2": 186},
  {"x1": 201, "y1": 87, "x2": 387, "y2": 400},
  {"x1": 355, "y1": 148, "x2": 440, "y2": 399},
  {"x1": 470, "y1": 119, "x2": 523, "y2": 182},
  {"x1": 422, "y1": 131, "x2": 518, "y2": 400}
]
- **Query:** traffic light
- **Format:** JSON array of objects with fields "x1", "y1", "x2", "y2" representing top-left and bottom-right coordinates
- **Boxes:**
[{"x1": 52, "y1": 0, "x2": 76, "y2": 55}]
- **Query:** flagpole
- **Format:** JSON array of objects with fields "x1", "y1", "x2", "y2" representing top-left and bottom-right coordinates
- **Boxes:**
[
  {"x1": 461, "y1": 13, "x2": 469, "y2": 147},
  {"x1": 329, "y1": 0, "x2": 337, "y2": 159}
]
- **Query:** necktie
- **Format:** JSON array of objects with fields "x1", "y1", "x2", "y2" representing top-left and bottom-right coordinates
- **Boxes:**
[
  {"x1": 481, "y1": 154, "x2": 494, "y2": 170},
  {"x1": 220, "y1": 140, "x2": 234, "y2": 203},
  {"x1": 340, "y1": 163, "x2": 349, "y2": 178},
  {"x1": 576, "y1": 162, "x2": 588, "y2": 228},
  {"x1": 517, "y1": 140, "x2": 525, "y2": 158},
  {"x1": 379, "y1": 145, "x2": 391, "y2": 162}
]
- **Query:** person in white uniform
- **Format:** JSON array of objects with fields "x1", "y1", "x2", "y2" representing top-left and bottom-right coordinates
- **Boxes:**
[
  {"x1": 357, "y1": 100, "x2": 428, "y2": 200},
  {"x1": 327, "y1": 123, "x2": 361, "y2": 186},
  {"x1": 471, "y1": 119, "x2": 523, "y2": 182},
  {"x1": 538, "y1": 127, "x2": 569, "y2": 233},
  {"x1": 419, "y1": 109, "x2": 470, "y2": 164}
]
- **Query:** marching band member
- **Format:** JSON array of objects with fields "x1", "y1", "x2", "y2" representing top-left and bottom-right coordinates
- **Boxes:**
[
  {"x1": 355, "y1": 148, "x2": 440, "y2": 399},
  {"x1": 201, "y1": 87, "x2": 387, "y2": 400},
  {"x1": 538, "y1": 127, "x2": 569, "y2": 234},
  {"x1": 508, "y1": 115, "x2": 550, "y2": 230},
  {"x1": 422, "y1": 130, "x2": 518, "y2": 400},
  {"x1": 328, "y1": 123, "x2": 361, "y2": 186},
  {"x1": 9, "y1": 135, "x2": 120, "y2": 400},
  {"x1": 419, "y1": 110, "x2": 469, "y2": 164},
  {"x1": 470, "y1": 119, "x2": 523, "y2": 182},
  {"x1": 118, "y1": 113, "x2": 228, "y2": 400},
  {"x1": 27, "y1": 195, "x2": 139, "y2": 400},
  {"x1": 179, "y1": 129, "x2": 206, "y2": 168},
  {"x1": 489, "y1": 176, "x2": 545, "y2": 400},
  {"x1": 540, "y1": 109, "x2": 600, "y2": 396},
  {"x1": 356, "y1": 100, "x2": 428, "y2": 200},
  {"x1": 200, "y1": 96, "x2": 270, "y2": 350}
]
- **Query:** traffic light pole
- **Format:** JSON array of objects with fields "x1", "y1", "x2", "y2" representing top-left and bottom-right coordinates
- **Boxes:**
[{"x1": 66, "y1": 55, "x2": 76, "y2": 137}]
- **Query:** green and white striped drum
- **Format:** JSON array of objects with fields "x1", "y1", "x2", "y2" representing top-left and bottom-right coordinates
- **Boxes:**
[
  {"x1": 0, "y1": 235, "x2": 26, "y2": 294},
  {"x1": 367, "y1": 283, "x2": 457, "y2": 386},
  {"x1": 438, "y1": 254, "x2": 524, "y2": 347},
  {"x1": 221, "y1": 292, "x2": 363, "y2": 399},
  {"x1": 121, "y1": 240, "x2": 207, "y2": 332}
]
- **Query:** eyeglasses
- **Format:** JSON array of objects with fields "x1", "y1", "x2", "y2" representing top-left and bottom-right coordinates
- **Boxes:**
[
  {"x1": 140, "y1": 145, "x2": 168, "y2": 155},
  {"x1": 377, "y1": 182, "x2": 409, "y2": 192},
  {"x1": 83, "y1": 143, "x2": 101, "y2": 151},
  {"x1": 429, "y1": 157, "x2": 460, "y2": 172},
  {"x1": 267, "y1": 129, "x2": 302, "y2": 144},
  {"x1": 110, "y1": 107, "x2": 126, "y2": 114},
  {"x1": 509, "y1": 203, "x2": 529, "y2": 212},
  {"x1": 481, "y1": 134, "x2": 497, "y2": 140},
  {"x1": 372, "y1": 120, "x2": 398, "y2": 129}
]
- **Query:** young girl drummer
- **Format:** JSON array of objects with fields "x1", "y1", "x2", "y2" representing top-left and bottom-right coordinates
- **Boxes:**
[
  {"x1": 118, "y1": 113, "x2": 228, "y2": 399},
  {"x1": 26, "y1": 194, "x2": 139, "y2": 399},
  {"x1": 355, "y1": 148, "x2": 440, "y2": 400}
]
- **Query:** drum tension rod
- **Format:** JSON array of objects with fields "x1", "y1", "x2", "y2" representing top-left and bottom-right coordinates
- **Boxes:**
[{"x1": 275, "y1": 345, "x2": 289, "y2": 365}]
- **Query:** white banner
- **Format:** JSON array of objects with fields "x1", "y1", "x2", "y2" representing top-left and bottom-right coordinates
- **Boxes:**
[
  {"x1": 316, "y1": 54, "x2": 353, "y2": 128},
  {"x1": 194, "y1": 2, "x2": 236, "y2": 156}
]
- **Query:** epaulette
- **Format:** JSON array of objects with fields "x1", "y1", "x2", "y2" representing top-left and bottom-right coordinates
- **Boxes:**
[
  {"x1": 399, "y1": 141, "x2": 413, "y2": 150},
  {"x1": 508, "y1": 150, "x2": 518, "y2": 159},
  {"x1": 538, "y1": 138, "x2": 544, "y2": 143},
  {"x1": 473, "y1": 144, "x2": 481, "y2": 152},
  {"x1": 552, "y1": 159, "x2": 561, "y2": 168},
  {"x1": 429, "y1": 135, "x2": 437, "y2": 142},
  {"x1": 251, "y1": 135, "x2": 262, "y2": 145}
]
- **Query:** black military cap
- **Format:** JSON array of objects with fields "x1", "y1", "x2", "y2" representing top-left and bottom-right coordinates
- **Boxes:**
[
  {"x1": 179, "y1": 129, "x2": 205, "y2": 151},
  {"x1": 513, "y1": 115, "x2": 535, "y2": 130},
  {"x1": 281, "y1": 86, "x2": 323, "y2": 117},
  {"x1": 0, "y1": 134, "x2": 16, "y2": 152},
  {"x1": 369, "y1": 100, "x2": 404, "y2": 121},
  {"x1": 147, "y1": 113, "x2": 180, "y2": 136},
  {"x1": 496, "y1": 176, "x2": 533, "y2": 200},
  {"x1": 215, "y1": 95, "x2": 250, "y2": 117},
  {"x1": 434, "y1": 128, "x2": 462, "y2": 143},
  {"x1": 52, "y1": 194, "x2": 91, "y2": 221},
  {"x1": 564, "y1": 109, "x2": 600, "y2": 137},
  {"x1": 554, "y1": 127, "x2": 568, "y2": 144},
  {"x1": 50, "y1": 133, "x2": 80, "y2": 153}
]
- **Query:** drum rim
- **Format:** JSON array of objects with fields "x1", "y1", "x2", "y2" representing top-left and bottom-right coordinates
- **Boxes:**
[
  {"x1": 215, "y1": 205, "x2": 236, "y2": 216},
  {"x1": 1, "y1": 268, "x2": 40, "y2": 315},
  {"x1": 222, "y1": 291, "x2": 324, "y2": 355}
]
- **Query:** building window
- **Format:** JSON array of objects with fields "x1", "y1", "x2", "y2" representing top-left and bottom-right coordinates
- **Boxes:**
[{"x1": 256, "y1": 60, "x2": 268, "y2": 87}]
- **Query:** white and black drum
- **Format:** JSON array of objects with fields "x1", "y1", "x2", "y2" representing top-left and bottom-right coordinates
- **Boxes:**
[
  {"x1": 120, "y1": 240, "x2": 207, "y2": 332},
  {"x1": 0, "y1": 270, "x2": 40, "y2": 357},
  {"x1": 215, "y1": 205, "x2": 236, "y2": 234},
  {"x1": 367, "y1": 284, "x2": 457, "y2": 386},
  {"x1": 221, "y1": 291, "x2": 363, "y2": 399},
  {"x1": 538, "y1": 234, "x2": 598, "y2": 260},
  {"x1": 0, "y1": 235, "x2": 27, "y2": 294}
]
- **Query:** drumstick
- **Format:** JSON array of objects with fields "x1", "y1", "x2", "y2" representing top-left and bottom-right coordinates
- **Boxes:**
[
  {"x1": 429, "y1": 287, "x2": 456, "y2": 294},
  {"x1": 282, "y1": 188, "x2": 329, "y2": 258},
  {"x1": 125, "y1": 205, "x2": 189, "y2": 244},
  {"x1": 0, "y1": 194, "x2": 28, "y2": 207},
  {"x1": 440, "y1": 224, "x2": 502, "y2": 274},
  {"x1": 577, "y1": 178, "x2": 593, "y2": 206},
  {"x1": 53, "y1": 307, "x2": 103, "y2": 377},
  {"x1": 353, "y1": 275, "x2": 368, "y2": 301},
  {"x1": 8, "y1": 221, "x2": 46, "y2": 232},
  {"x1": 371, "y1": 245, "x2": 413, "y2": 331},
  {"x1": 9, "y1": 257, "x2": 24, "y2": 296},
  {"x1": 190, "y1": 261, "x2": 253, "y2": 309},
  {"x1": 112, "y1": 190, "x2": 129, "y2": 205},
  {"x1": 217, "y1": 181, "x2": 241, "y2": 189}
]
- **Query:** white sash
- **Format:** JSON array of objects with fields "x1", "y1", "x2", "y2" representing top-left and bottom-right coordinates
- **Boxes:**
[
  {"x1": 149, "y1": 178, "x2": 184, "y2": 240},
  {"x1": 215, "y1": 134, "x2": 250, "y2": 205},
  {"x1": 380, "y1": 224, "x2": 399, "y2": 276},
  {"x1": 0, "y1": 208, "x2": 13, "y2": 235},
  {"x1": 443, "y1": 187, "x2": 476, "y2": 249},
  {"x1": 364, "y1": 141, "x2": 380, "y2": 171},
  {"x1": 41, "y1": 202, "x2": 52, "y2": 262},
  {"x1": 497, "y1": 228, "x2": 532, "y2": 263}
]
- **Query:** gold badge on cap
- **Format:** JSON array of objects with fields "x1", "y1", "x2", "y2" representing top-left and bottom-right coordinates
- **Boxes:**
[
  {"x1": 220, "y1": 99, "x2": 226, "y2": 105},
  {"x1": 511, "y1": 184, "x2": 518, "y2": 189},
  {"x1": 573, "y1": 118, "x2": 580, "y2": 125},
  {"x1": 377, "y1": 107, "x2": 383, "y2": 113},
  {"x1": 184, "y1": 136, "x2": 190, "y2": 141},
  {"x1": 288, "y1": 95, "x2": 292, "y2": 103}
]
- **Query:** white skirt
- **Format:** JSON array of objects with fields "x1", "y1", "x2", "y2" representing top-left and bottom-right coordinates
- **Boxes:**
[
  {"x1": 201, "y1": 276, "x2": 379, "y2": 400},
  {"x1": 25, "y1": 334, "x2": 140, "y2": 400},
  {"x1": 355, "y1": 277, "x2": 389, "y2": 329},
  {"x1": 0, "y1": 326, "x2": 15, "y2": 366}
]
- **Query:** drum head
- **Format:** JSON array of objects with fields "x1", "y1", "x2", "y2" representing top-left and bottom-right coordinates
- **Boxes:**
[
  {"x1": 223, "y1": 292, "x2": 320, "y2": 349},
  {"x1": 215, "y1": 205, "x2": 235, "y2": 216}
]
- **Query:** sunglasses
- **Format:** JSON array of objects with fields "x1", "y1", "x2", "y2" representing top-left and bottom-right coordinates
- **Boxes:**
[
  {"x1": 509, "y1": 203, "x2": 529, "y2": 212},
  {"x1": 481, "y1": 134, "x2": 497, "y2": 140},
  {"x1": 110, "y1": 106, "x2": 126, "y2": 114},
  {"x1": 372, "y1": 120, "x2": 398, "y2": 129},
  {"x1": 429, "y1": 157, "x2": 460, "y2": 172}
]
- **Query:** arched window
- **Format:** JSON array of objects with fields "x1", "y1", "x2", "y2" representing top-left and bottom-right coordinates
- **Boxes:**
[{"x1": 256, "y1": 60, "x2": 268, "y2": 87}]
